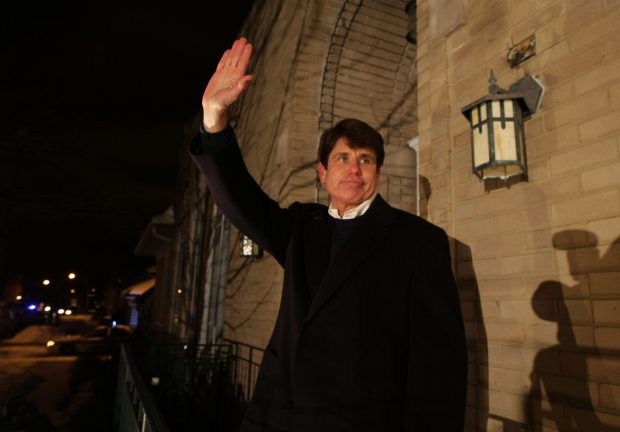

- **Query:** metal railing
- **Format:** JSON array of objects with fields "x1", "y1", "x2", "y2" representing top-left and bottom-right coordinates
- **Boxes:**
[
  {"x1": 124, "y1": 335, "x2": 264, "y2": 431},
  {"x1": 115, "y1": 344, "x2": 170, "y2": 432},
  {"x1": 224, "y1": 339, "x2": 263, "y2": 408}
]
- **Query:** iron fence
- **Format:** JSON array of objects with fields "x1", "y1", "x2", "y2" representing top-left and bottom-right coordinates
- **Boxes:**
[
  {"x1": 115, "y1": 344, "x2": 170, "y2": 432},
  {"x1": 127, "y1": 335, "x2": 264, "y2": 431}
]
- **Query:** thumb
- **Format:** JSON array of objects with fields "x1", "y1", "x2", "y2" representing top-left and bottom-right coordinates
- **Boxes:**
[{"x1": 237, "y1": 75, "x2": 254, "y2": 91}]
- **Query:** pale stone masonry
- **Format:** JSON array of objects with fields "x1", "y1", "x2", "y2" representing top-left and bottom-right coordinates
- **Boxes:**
[
  {"x1": 169, "y1": 0, "x2": 620, "y2": 430},
  {"x1": 415, "y1": 0, "x2": 620, "y2": 430}
]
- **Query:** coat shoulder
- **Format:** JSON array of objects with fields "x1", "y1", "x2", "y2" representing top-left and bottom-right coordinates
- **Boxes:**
[{"x1": 390, "y1": 206, "x2": 446, "y2": 236}]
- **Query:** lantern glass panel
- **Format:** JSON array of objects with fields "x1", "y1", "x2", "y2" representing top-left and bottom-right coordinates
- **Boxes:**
[
  {"x1": 473, "y1": 104, "x2": 490, "y2": 168},
  {"x1": 492, "y1": 101, "x2": 517, "y2": 162},
  {"x1": 241, "y1": 236, "x2": 254, "y2": 256}
]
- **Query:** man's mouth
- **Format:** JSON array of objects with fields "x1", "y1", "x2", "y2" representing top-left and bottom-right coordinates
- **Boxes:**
[{"x1": 341, "y1": 180, "x2": 364, "y2": 186}]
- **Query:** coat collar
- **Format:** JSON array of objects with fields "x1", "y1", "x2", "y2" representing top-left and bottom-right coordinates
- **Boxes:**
[{"x1": 304, "y1": 194, "x2": 396, "y2": 323}]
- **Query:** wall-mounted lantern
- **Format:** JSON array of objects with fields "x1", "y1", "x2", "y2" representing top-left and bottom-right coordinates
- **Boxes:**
[
  {"x1": 461, "y1": 70, "x2": 544, "y2": 181},
  {"x1": 240, "y1": 235, "x2": 263, "y2": 258}
]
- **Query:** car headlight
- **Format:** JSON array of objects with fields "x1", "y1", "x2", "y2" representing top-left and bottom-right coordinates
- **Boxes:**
[{"x1": 46, "y1": 340, "x2": 56, "y2": 347}]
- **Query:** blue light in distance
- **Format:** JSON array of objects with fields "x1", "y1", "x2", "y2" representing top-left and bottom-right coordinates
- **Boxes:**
[{"x1": 27, "y1": 304, "x2": 37, "y2": 311}]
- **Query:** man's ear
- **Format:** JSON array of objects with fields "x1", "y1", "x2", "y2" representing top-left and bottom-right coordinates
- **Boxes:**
[{"x1": 317, "y1": 162, "x2": 327, "y2": 184}]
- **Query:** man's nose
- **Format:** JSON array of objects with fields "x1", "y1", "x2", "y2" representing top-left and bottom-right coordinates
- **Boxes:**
[{"x1": 348, "y1": 158, "x2": 361, "y2": 174}]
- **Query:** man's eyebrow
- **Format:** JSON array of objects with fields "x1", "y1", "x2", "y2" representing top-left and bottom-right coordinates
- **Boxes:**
[{"x1": 331, "y1": 151, "x2": 350, "y2": 157}]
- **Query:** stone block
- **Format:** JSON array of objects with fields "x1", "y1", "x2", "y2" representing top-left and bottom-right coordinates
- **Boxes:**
[
  {"x1": 499, "y1": 204, "x2": 551, "y2": 234},
  {"x1": 501, "y1": 299, "x2": 546, "y2": 322},
  {"x1": 590, "y1": 272, "x2": 620, "y2": 295},
  {"x1": 565, "y1": 0, "x2": 604, "y2": 34},
  {"x1": 549, "y1": 138, "x2": 617, "y2": 175},
  {"x1": 579, "y1": 110, "x2": 620, "y2": 141},
  {"x1": 500, "y1": 251, "x2": 557, "y2": 276},
  {"x1": 595, "y1": 327, "x2": 620, "y2": 351},
  {"x1": 542, "y1": 42, "x2": 606, "y2": 87},
  {"x1": 544, "y1": 88, "x2": 609, "y2": 132},
  {"x1": 524, "y1": 228, "x2": 554, "y2": 251},
  {"x1": 587, "y1": 216, "x2": 620, "y2": 246},
  {"x1": 478, "y1": 277, "x2": 525, "y2": 299},
  {"x1": 488, "y1": 367, "x2": 530, "y2": 394},
  {"x1": 527, "y1": 125, "x2": 581, "y2": 160},
  {"x1": 581, "y1": 161, "x2": 620, "y2": 192},
  {"x1": 572, "y1": 57, "x2": 620, "y2": 98},
  {"x1": 486, "y1": 320, "x2": 526, "y2": 344},
  {"x1": 526, "y1": 321, "x2": 559, "y2": 347},
  {"x1": 551, "y1": 190, "x2": 620, "y2": 225},
  {"x1": 593, "y1": 300, "x2": 620, "y2": 324},
  {"x1": 600, "y1": 383, "x2": 620, "y2": 410},
  {"x1": 563, "y1": 300, "x2": 593, "y2": 323},
  {"x1": 474, "y1": 234, "x2": 525, "y2": 258}
]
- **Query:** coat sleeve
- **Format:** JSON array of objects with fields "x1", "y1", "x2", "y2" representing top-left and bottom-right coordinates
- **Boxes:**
[
  {"x1": 189, "y1": 127, "x2": 294, "y2": 266},
  {"x1": 405, "y1": 228, "x2": 468, "y2": 431}
]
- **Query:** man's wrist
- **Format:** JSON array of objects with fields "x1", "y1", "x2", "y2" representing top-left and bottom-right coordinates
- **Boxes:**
[{"x1": 202, "y1": 106, "x2": 228, "y2": 133}]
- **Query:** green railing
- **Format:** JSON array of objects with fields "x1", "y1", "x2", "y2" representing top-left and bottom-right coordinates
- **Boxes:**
[
  {"x1": 126, "y1": 335, "x2": 263, "y2": 431},
  {"x1": 115, "y1": 344, "x2": 170, "y2": 432}
]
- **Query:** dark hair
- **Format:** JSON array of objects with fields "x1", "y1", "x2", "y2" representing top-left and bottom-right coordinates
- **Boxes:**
[{"x1": 318, "y1": 118, "x2": 384, "y2": 170}]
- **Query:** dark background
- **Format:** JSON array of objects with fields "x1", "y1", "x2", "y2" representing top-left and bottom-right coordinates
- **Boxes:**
[{"x1": 1, "y1": 1, "x2": 253, "y2": 294}]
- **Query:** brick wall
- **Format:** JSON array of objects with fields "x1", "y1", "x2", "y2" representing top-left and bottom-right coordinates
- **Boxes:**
[{"x1": 417, "y1": 0, "x2": 620, "y2": 430}]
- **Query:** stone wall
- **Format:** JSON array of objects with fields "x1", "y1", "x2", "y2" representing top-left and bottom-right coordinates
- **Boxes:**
[{"x1": 416, "y1": 0, "x2": 620, "y2": 430}]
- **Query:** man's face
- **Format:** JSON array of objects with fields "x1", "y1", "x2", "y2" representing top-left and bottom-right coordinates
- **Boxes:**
[{"x1": 317, "y1": 138, "x2": 380, "y2": 215}]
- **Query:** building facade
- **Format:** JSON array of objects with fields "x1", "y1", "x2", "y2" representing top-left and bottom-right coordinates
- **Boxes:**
[{"x1": 152, "y1": 0, "x2": 620, "y2": 430}]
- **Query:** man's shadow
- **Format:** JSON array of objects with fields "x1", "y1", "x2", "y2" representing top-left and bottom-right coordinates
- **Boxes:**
[
  {"x1": 419, "y1": 175, "x2": 489, "y2": 431},
  {"x1": 453, "y1": 239, "x2": 490, "y2": 431},
  {"x1": 526, "y1": 230, "x2": 620, "y2": 432}
]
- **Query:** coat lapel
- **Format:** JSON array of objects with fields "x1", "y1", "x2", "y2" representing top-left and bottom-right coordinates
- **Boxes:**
[
  {"x1": 302, "y1": 208, "x2": 333, "y2": 302},
  {"x1": 305, "y1": 195, "x2": 395, "y2": 323}
]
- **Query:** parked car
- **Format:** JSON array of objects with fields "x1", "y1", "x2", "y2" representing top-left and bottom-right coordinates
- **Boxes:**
[{"x1": 46, "y1": 324, "x2": 132, "y2": 356}]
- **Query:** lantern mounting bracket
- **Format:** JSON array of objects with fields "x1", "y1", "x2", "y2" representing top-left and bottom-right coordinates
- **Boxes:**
[
  {"x1": 486, "y1": 69, "x2": 544, "y2": 117},
  {"x1": 506, "y1": 74, "x2": 544, "y2": 117}
]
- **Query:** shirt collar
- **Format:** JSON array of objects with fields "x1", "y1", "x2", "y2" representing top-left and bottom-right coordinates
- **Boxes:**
[{"x1": 328, "y1": 193, "x2": 377, "y2": 220}]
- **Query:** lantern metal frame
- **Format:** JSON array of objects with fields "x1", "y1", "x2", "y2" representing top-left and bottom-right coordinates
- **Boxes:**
[{"x1": 461, "y1": 70, "x2": 544, "y2": 181}]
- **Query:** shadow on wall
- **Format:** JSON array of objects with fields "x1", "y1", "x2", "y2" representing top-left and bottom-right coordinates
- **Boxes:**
[
  {"x1": 419, "y1": 175, "x2": 489, "y2": 431},
  {"x1": 454, "y1": 239, "x2": 490, "y2": 432},
  {"x1": 526, "y1": 230, "x2": 620, "y2": 432}
]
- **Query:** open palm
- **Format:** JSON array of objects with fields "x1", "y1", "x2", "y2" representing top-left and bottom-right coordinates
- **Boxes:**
[{"x1": 202, "y1": 37, "x2": 253, "y2": 131}]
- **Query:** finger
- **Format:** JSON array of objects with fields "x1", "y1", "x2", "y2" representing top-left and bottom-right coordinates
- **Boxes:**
[
  {"x1": 228, "y1": 38, "x2": 243, "y2": 66},
  {"x1": 230, "y1": 37, "x2": 248, "y2": 68},
  {"x1": 216, "y1": 50, "x2": 230, "y2": 71},
  {"x1": 238, "y1": 42, "x2": 253, "y2": 72},
  {"x1": 227, "y1": 39, "x2": 240, "y2": 66}
]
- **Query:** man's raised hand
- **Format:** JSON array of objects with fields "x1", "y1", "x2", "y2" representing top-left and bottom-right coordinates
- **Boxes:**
[{"x1": 202, "y1": 37, "x2": 254, "y2": 132}]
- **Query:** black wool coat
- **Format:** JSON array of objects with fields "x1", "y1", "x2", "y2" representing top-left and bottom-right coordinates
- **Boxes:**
[{"x1": 191, "y1": 127, "x2": 468, "y2": 432}]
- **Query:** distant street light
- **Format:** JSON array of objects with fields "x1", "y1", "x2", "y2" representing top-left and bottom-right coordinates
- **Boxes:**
[
  {"x1": 43, "y1": 279, "x2": 51, "y2": 286},
  {"x1": 68, "y1": 273, "x2": 76, "y2": 280}
]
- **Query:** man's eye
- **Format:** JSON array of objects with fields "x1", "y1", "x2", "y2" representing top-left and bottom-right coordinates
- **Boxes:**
[{"x1": 337, "y1": 155, "x2": 348, "y2": 162}]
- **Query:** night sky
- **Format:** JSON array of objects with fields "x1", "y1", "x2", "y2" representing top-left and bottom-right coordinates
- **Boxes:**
[{"x1": 1, "y1": 1, "x2": 253, "y2": 293}]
